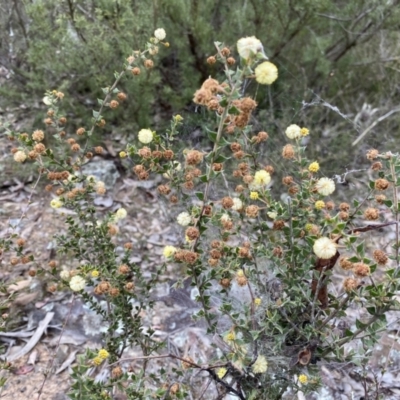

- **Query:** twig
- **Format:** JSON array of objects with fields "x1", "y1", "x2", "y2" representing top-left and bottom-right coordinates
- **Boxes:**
[{"x1": 352, "y1": 108, "x2": 400, "y2": 146}]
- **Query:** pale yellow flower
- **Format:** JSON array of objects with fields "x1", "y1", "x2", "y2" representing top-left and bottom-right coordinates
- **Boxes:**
[
  {"x1": 232, "y1": 198, "x2": 243, "y2": 211},
  {"x1": 313, "y1": 237, "x2": 337, "y2": 259},
  {"x1": 237, "y1": 37, "x2": 265, "y2": 60},
  {"x1": 217, "y1": 368, "x2": 227, "y2": 379},
  {"x1": 114, "y1": 208, "x2": 127, "y2": 221},
  {"x1": 177, "y1": 212, "x2": 191, "y2": 226},
  {"x1": 42, "y1": 96, "x2": 52, "y2": 105},
  {"x1": 138, "y1": 128, "x2": 153, "y2": 144},
  {"x1": 315, "y1": 177, "x2": 335, "y2": 196},
  {"x1": 50, "y1": 198, "x2": 63, "y2": 209},
  {"x1": 315, "y1": 200, "x2": 325, "y2": 210},
  {"x1": 254, "y1": 298, "x2": 262, "y2": 306},
  {"x1": 308, "y1": 162, "x2": 319, "y2": 173},
  {"x1": 285, "y1": 124, "x2": 301, "y2": 139},
  {"x1": 163, "y1": 245, "x2": 177, "y2": 258},
  {"x1": 154, "y1": 28, "x2": 166, "y2": 41},
  {"x1": 60, "y1": 270, "x2": 70, "y2": 280},
  {"x1": 224, "y1": 331, "x2": 236, "y2": 342},
  {"x1": 255, "y1": 62, "x2": 278, "y2": 85},
  {"x1": 69, "y1": 275, "x2": 86, "y2": 291},
  {"x1": 220, "y1": 213, "x2": 231, "y2": 223},
  {"x1": 252, "y1": 355, "x2": 268, "y2": 374},
  {"x1": 119, "y1": 151, "x2": 127, "y2": 158},
  {"x1": 13, "y1": 150, "x2": 27, "y2": 163},
  {"x1": 253, "y1": 170, "x2": 271, "y2": 187}
]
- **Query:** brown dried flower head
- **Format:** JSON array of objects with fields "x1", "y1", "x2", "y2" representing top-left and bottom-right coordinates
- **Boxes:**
[
  {"x1": 131, "y1": 67, "x2": 141, "y2": 75},
  {"x1": 235, "y1": 185, "x2": 244, "y2": 193},
  {"x1": 339, "y1": 211, "x2": 349, "y2": 221},
  {"x1": 138, "y1": 147, "x2": 152, "y2": 159},
  {"x1": 157, "y1": 184, "x2": 171, "y2": 195},
  {"x1": 366, "y1": 149, "x2": 379, "y2": 160},
  {"x1": 186, "y1": 150, "x2": 203, "y2": 165},
  {"x1": 373, "y1": 250, "x2": 388, "y2": 265},
  {"x1": 364, "y1": 207, "x2": 379, "y2": 221},
  {"x1": 339, "y1": 257, "x2": 353, "y2": 270},
  {"x1": 282, "y1": 144, "x2": 295, "y2": 159},
  {"x1": 339, "y1": 202, "x2": 350, "y2": 212},
  {"x1": 185, "y1": 227, "x2": 200, "y2": 241},
  {"x1": 118, "y1": 264, "x2": 130, "y2": 275},
  {"x1": 193, "y1": 88, "x2": 212, "y2": 105},
  {"x1": 375, "y1": 194, "x2": 386, "y2": 204},
  {"x1": 163, "y1": 149, "x2": 174, "y2": 160},
  {"x1": 32, "y1": 130, "x2": 44, "y2": 142},
  {"x1": 34, "y1": 143, "x2": 46, "y2": 154},
  {"x1": 144, "y1": 59, "x2": 154, "y2": 68},
  {"x1": 213, "y1": 163, "x2": 223, "y2": 171},
  {"x1": 273, "y1": 220, "x2": 285, "y2": 230},
  {"x1": 245, "y1": 205, "x2": 259, "y2": 218},
  {"x1": 282, "y1": 176, "x2": 294, "y2": 185},
  {"x1": 371, "y1": 161, "x2": 383, "y2": 171},
  {"x1": 343, "y1": 277, "x2": 358, "y2": 292},
  {"x1": 109, "y1": 100, "x2": 119, "y2": 109},
  {"x1": 219, "y1": 278, "x2": 231, "y2": 289},
  {"x1": 375, "y1": 178, "x2": 389, "y2": 191},
  {"x1": 117, "y1": 92, "x2": 127, "y2": 101},
  {"x1": 222, "y1": 197, "x2": 234, "y2": 209},
  {"x1": 264, "y1": 165, "x2": 274, "y2": 175},
  {"x1": 111, "y1": 366, "x2": 123, "y2": 379},
  {"x1": 353, "y1": 262, "x2": 370, "y2": 277},
  {"x1": 207, "y1": 56, "x2": 216, "y2": 65}
]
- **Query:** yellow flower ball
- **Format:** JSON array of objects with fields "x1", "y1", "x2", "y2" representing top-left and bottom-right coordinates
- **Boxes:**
[
  {"x1": 163, "y1": 245, "x2": 177, "y2": 258},
  {"x1": 308, "y1": 162, "x2": 320, "y2": 173},
  {"x1": 91, "y1": 270, "x2": 99, "y2": 278},
  {"x1": 93, "y1": 356, "x2": 103, "y2": 366},
  {"x1": 252, "y1": 355, "x2": 268, "y2": 374},
  {"x1": 250, "y1": 191, "x2": 259, "y2": 200},
  {"x1": 119, "y1": 151, "x2": 127, "y2": 158},
  {"x1": 255, "y1": 62, "x2": 278, "y2": 85},
  {"x1": 298, "y1": 374, "x2": 308, "y2": 384},
  {"x1": 217, "y1": 368, "x2": 227, "y2": 379},
  {"x1": 315, "y1": 200, "x2": 325, "y2": 210},
  {"x1": 98, "y1": 349, "x2": 109, "y2": 359},
  {"x1": 254, "y1": 298, "x2": 262, "y2": 306},
  {"x1": 50, "y1": 198, "x2": 63, "y2": 209},
  {"x1": 300, "y1": 127, "x2": 309, "y2": 136}
]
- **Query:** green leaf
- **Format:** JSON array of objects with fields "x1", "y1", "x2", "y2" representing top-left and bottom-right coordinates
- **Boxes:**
[
  {"x1": 369, "y1": 181, "x2": 375, "y2": 190},
  {"x1": 97, "y1": 98, "x2": 103, "y2": 105},
  {"x1": 195, "y1": 192, "x2": 204, "y2": 201},
  {"x1": 207, "y1": 130, "x2": 217, "y2": 142},
  {"x1": 200, "y1": 175, "x2": 208, "y2": 183},
  {"x1": 355, "y1": 319, "x2": 367, "y2": 330},
  {"x1": 383, "y1": 200, "x2": 393, "y2": 208}
]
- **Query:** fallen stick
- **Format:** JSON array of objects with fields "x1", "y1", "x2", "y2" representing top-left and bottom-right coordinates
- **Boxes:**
[{"x1": 4, "y1": 312, "x2": 54, "y2": 362}]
